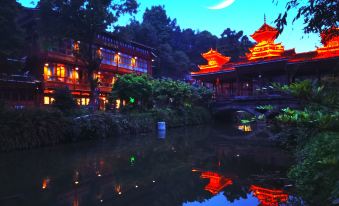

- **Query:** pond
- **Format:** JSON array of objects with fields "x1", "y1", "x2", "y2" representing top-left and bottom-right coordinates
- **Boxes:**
[{"x1": 0, "y1": 124, "x2": 300, "y2": 206}]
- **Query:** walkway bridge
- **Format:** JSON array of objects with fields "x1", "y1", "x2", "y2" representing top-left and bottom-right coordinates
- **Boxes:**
[{"x1": 211, "y1": 95, "x2": 299, "y2": 117}]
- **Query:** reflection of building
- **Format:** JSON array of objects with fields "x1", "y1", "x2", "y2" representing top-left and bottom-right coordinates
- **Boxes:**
[
  {"x1": 191, "y1": 20, "x2": 339, "y2": 99},
  {"x1": 238, "y1": 124, "x2": 252, "y2": 132},
  {"x1": 250, "y1": 185, "x2": 288, "y2": 206},
  {"x1": 200, "y1": 171, "x2": 233, "y2": 195},
  {"x1": 1, "y1": 7, "x2": 155, "y2": 109}
]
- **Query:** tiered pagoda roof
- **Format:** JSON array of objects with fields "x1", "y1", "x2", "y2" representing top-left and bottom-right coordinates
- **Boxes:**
[
  {"x1": 190, "y1": 17, "x2": 339, "y2": 78},
  {"x1": 195, "y1": 49, "x2": 232, "y2": 74},
  {"x1": 251, "y1": 23, "x2": 279, "y2": 43},
  {"x1": 247, "y1": 18, "x2": 285, "y2": 60}
]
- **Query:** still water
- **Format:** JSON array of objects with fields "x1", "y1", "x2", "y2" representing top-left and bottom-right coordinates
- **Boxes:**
[{"x1": 0, "y1": 125, "x2": 298, "y2": 206}]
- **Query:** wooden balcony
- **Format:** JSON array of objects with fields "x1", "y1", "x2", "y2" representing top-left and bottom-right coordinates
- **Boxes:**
[
  {"x1": 43, "y1": 76, "x2": 113, "y2": 94},
  {"x1": 44, "y1": 77, "x2": 90, "y2": 92}
]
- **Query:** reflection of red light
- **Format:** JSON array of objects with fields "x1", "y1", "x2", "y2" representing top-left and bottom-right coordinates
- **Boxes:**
[
  {"x1": 42, "y1": 178, "x2": 49, "y2": 190},
  {"x1": 200, "y1": 171, "x2": 233, "y2": 195},
  {"x1": 250, "y1": 185, "x2": 288, "y2": 206}
]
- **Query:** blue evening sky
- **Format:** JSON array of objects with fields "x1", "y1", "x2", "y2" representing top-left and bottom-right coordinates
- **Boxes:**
[{"x1": 18, "y1": 0, "x2": 322, "y2": 53}]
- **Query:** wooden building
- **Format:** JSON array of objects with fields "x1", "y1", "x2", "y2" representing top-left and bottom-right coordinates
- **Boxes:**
[
  {"x1": 191, "y1": 22, "x2": 339, "y2": 99},
  {"x1": 0, "y1": 7, "x2": 155, "y2": 109}
]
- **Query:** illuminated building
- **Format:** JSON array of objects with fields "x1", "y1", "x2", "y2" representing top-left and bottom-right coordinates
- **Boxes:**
[
  {"x1": 196, "y1": 49, "x2": 232, "y2": 74},
  {"x1": 200, "y1": 171, "x2": 233, "y2": 195},
  {"x1": 250, "y1": 185, "x2": 288, "y2": 206},
  {"x1": 317, "y1": 27, "x2": 339, "y2": 56},
  {"x1": 191, "y1": 21, "x2": 339, "y2": 98},
  {"x1": 247, "y1": 17, "x2": 285, "y2": 60},
  {"x1": 4, "y1": 7, "x2": 155, "y2": 109}
]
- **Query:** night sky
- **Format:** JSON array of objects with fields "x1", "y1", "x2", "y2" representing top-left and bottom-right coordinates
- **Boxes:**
[{"x1": 18, "y1": 0, "x2": 321, "y2": 53}]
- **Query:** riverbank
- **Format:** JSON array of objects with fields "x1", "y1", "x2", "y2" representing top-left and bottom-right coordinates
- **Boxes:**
[{"x1": 0, "y1": 106, "x2": 211, "y2": 152}]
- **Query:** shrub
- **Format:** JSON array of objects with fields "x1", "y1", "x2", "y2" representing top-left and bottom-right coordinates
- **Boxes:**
[
  {"x1": 0, "y1": 108, "x2": 74, "y2": 151},
  {"x1": 289, "y1": 132, "x2": 339, "y2": 205},
  {"x1": 52, "y1": 87, "x2": 78, "y2": 113},
  {"x1": 110, "y1": 74, "x2": 213, "y2": 112}
]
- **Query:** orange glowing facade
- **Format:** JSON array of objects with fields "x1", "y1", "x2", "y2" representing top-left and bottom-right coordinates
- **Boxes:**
[
  {"x1": 317, "y1": 27, "x2": 339, "y2": 56},
  {"x1": 250, "y1": 185, "x2": 288, "y2": 206},
  {"x1": 200, "y1": 171, "x2": 233, "y2": 195},
  {"x1": 193, "y1": 49, "x2": 232, "y2": 74},
  {"x1": 247, "y1": 22, "x2": 284, "y2": 60},
  {"x1": 191, "y1": 22, "x2": 339, "y2": 99}
]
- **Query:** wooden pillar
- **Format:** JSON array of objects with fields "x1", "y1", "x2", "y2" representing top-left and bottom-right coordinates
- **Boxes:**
[{"x1": 236, "y1": 77, "x2": 240, "y2": 96}]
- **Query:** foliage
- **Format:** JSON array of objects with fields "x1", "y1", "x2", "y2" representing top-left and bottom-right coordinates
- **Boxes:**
[
  {"x1": 0, "y1": 1, "x2": 24, "y2": 73},
  {"x1": 110, "y1": 74, "x2": 153, "y2": 111},
  {"x1": 115, "y1": 6, "x2": 253, "y2": 79},
  {"x1": 110, "y1": 74, "x2": 213, "y2": 112},
  {"x1": 273, "y1": 79, "x2": 339, "y2": 108},
  {"x1": 274, "y1": 78, "x2": 339, "y2": 204},
  {"x1": 38, "y1": 0, "x2": 138, "y2": 105},
  {"x1": 52, "y1": 87, "x2": 78, "y2": 113},
  {"x1": 218, "y1": 28, "x2": 254, "y2": 61},
  {"x1": 288, "y1": 132, "x2": 339, "y2": 205},
  {"x1": 274, "y1": 0, "x2": 338, "y2": 41},
  {"x1": 256, "y1": 105, "x2": 274, "y2": 111},
  {"x1": 0, "y1": 108, "x2": 74, "y2": 151},
  {"x1": 277, "y1": 107, "x2": 339, "y2": 130}
]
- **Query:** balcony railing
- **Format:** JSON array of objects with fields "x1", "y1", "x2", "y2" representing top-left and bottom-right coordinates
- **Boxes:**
[{"x1": 44, "y1": 76, "x2": 113, "y2": 93}]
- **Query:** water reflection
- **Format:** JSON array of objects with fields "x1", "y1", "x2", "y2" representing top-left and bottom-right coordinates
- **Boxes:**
[
  {"x1": 238, "y1": 124, "x2": 252, "y2": 132},
  {"x1": 0, "y1": 126, "x2": 298, "y2": 206},
  {"x1": 200, "y1": 171, "x2": 233, "y2": 195},
  {"x1": 250, "y1": 185, "x2": 288, "y2": 206}
]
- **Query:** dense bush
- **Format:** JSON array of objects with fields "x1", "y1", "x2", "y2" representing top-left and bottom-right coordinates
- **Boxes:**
[
  {"x1": 274, "y1": 78, "x2": 339, "y2": 205},
  {"x1": 110, "y1": 74, "x2": 213, "y2": 112},
  {"x1": 0, "y1": 108, "x2": 74, "y2": 151},
  {"x1": 0, "y1": 106, "x2": 211, "y2": 151},
  {"x1": 289, "y1": 132, "x2": 339, "y2": 205}
]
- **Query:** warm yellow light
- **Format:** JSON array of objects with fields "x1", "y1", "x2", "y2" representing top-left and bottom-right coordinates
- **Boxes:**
[
  {"x1": 44, "y1": 96, "x2": 50, "y2": 105},
  {"x1": 116, "y1": 99, "x2": 121, "y2": 109}
]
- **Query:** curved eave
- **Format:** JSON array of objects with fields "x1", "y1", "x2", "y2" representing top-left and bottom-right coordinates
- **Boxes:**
[{"x1": 191, "y1": 68, "x2": 235, "y2": 77}]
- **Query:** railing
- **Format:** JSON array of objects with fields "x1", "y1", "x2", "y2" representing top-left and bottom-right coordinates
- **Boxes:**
[{"x1": 44, "y1": 77, "x2": 114, "y2": 93}]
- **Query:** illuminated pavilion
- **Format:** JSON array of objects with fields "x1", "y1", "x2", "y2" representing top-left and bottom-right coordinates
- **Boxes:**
[{"x1": 191, "y1": 21, "x2": 339, "y2": 99}]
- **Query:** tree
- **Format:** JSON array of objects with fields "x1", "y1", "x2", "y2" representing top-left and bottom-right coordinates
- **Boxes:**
[
  {"x1": 114, "y1": 6, "x2": 253, "y2": 78},
  {"x1": 274, "y1": 0, "x2": 339, "y2": 41},
  {"x1": 38, "y1": 0, "x2": 138, "y2": 108},
  {"x1": 0, "y1": 0, "x2": 24, "y2": 73},
  {"x1": 52, "y1": 87, "x2": 78, "y2": 112},
  {"x1": 218, "y1": 28, "x2": 254, "y2": 61}
]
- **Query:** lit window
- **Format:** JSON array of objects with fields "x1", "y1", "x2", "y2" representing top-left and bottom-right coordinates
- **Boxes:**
[
  {"x1": 76, "y1": 99, "x2": 81, "y2": 105},
  {"x1": 44, "y1": 96, "x2": 50, "y2": 105},
  {"x1": 56, "y1": 64, "x2": 66, "y2": 81},
  {"x1": 44, "y1": 64, "x2": 52, "y2": 80},
  {"x1": 131, "y1": 57, "x2": 137, "y2": 67},
  {"x1": 116, "y1": 99, "x2": 121, "y2": 109}
]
